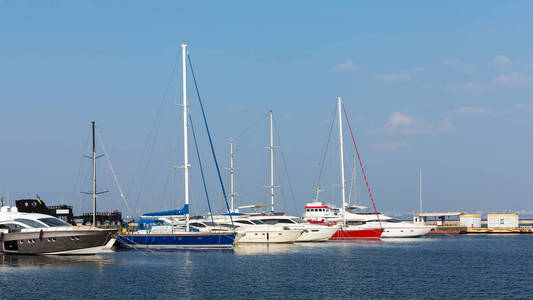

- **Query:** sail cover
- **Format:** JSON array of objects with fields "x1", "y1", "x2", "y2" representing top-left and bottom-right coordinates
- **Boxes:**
[{"x1": 143, "y1": 204, "x2": 189, "y2": 216}]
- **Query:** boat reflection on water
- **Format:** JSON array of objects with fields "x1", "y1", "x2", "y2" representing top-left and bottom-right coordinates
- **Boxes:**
[
  {"x1": 380, "y1": 237, "x2": 434, "y2": 243},
  {"x1": 0, "y1": 254, "x2": 114, "y2": 268},
  {"x1": 233, "y1": 243, "x2": 300, "y2": 255}
]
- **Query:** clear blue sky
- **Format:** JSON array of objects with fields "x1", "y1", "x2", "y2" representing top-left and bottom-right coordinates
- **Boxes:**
[{"x1": 1, "y1": 1, "x2": 533, "y2": 217}]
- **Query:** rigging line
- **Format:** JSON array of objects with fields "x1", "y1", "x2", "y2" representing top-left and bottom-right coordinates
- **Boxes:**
[
  {"x1": 273, "y1": 119, "x2": 298, "y2": 214},
  {"x1": 71, "y1": 130, "x2": 91, "y2": 211},
  {"x1": 234, "y1": 113, "x2": 268, "y2": 142},
  {"x1": 95, "y1": 128, "x2": 132, "y2": 216},
  {"x1": 347, "y1": 156, "x2": 356, "y2": 205},
  {"x1": 315, "y1": 105, "x2": 338, "y2": 198},
  {"x1": 341, "y1": 103, "x2": 381, "y2": 227},
  {"x1": 187, "y1": 53, "x2": 234, "y2": 226},
  {"x1": 131, "y1": 56, "x2": 179, "y2": 213},
  {"x1": 188, "y1": 113, "x2": 215, "y2": 225}
]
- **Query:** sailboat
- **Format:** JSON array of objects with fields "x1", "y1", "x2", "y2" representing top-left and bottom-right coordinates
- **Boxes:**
[
  {"x1": 116, "y1": 43, "x2": 236, "y2": 249},
  {"x1": 343, "y1": 167, "x2": 433, "y2": 238},
  {"x1": 302, "y1": 97, "x2": 383, "y2": 239},
  {"x1": 208, "y1": 114, "x2": 305, "y2": 244}
]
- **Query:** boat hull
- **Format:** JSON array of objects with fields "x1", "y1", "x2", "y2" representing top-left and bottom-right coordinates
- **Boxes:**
[
  {"x1": 235, "y1": 229, "x2": 302, "y2": 243},
  {"x1": 381, "y1": 226, "x2": 434, "y2": 238},
  {"x1": 297, "y1": 226, "x2": 339, "y2": 242},
  {"x1": 329, "y1": 228, "x2": 383, "y2": 240},
  {"x1": 0, "y1": 229, "x2": 116, "y2": 255},
  {"x1": 116, "y1": 232, "x2": 236, "y2": 249}
]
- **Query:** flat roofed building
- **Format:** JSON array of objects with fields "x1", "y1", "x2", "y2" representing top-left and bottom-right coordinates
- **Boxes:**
[
  {"x1": 460, "y1": 214, "x2": 481, "y2": 228},
  {"x1": 487, "y1": 214, "x2": 518, "y2": 228}
]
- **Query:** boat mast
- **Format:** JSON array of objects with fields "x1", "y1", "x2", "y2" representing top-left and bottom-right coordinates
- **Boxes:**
[
  {"x1": 269, "y1": 110, "x2": 275, "y2": 213},
  {"x1": 337, "y1": 97, "x2": 347, "y2": 226},
  {"x1": 419, "y1": 168, "x2": 422, "y2": 213},
  {"x1": 181, "y1": 43, "x2": 190, "y2": 231},
  {"x1": 91, "y1": 121, "x2": 97, "y2": 227},
  {"x1": 229, "y1": 138, "x2": 236, "y2": 213}
]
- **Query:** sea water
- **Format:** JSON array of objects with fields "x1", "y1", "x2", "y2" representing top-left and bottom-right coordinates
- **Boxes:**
[{"x1": 1, "y1": 235, "x2": 533, "y2": 299}]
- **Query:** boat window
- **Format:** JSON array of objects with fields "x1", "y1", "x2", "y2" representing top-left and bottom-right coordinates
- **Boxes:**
[
  {"x1": 250, "y1": 220, "x2": 265, "y2": 225},
  {"x1": 346, "y1": 221, "x2": 365, "y2": 226},
  {"x1": 385, "y1": 219, "x2": 400, "y2": 223},
  {"x1": 290, "y1": 218, "x2": 306, "y2": 224},
  {"x1": 38, "y1": 217, "x2": 70, "y2": 227},
  {"x1": 14, "y1": 218, "x2": 47, "y2": 228},
  {"x1": 235, "y1": 220, "x2": 254, "y2": 225},
  {"x1": 261, "y1": 219, "x2": 279, "y2": 225},
  {"x1": 0, "y1": 223, "x2": 24, "y2": 233},
  {"x1": 190, "y1": 222, "x2": 206, "y2": 228},
  {"x1": 275, "y1": 219, "x2": 294, "y2": 224}
]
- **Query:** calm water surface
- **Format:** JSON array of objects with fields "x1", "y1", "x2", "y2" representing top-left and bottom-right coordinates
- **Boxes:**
[{"x1": 1, "y1": 235, "x2": 533, "y2": 299}]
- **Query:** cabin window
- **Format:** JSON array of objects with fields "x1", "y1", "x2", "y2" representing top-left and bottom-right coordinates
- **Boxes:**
[
  {"x1": 261, "y1": 220, "x2": 278, "y2": 225},
  {"x1": 14, "y1": 218, "x2": 46, "y2": 228},
  {"x1": 38, "y1": 218, "x2": 70, "y2": 227},
  {"x1": 0, "y1": 223, "x2": 24, "y2": 233},
  {"x1": 291, "y1": 218, "x2": 305, "y2": 224},
  {"x1": 276, "y1": 219, "x2": 293, "y2": 224}
]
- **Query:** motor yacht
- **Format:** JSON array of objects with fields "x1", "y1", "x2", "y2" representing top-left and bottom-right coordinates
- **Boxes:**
[
  {"x1": 253, "y1": 215, "x2": 338, "y2": 242},
  {"x1": 303, "y1": 202, "x2": 433, "y2": 238},
  {"x1": 210, "y1": 215, "x2": 303, "y2": 243},
  {"x1": 0, "y1": 206, "x2": 116, "y2": 255}
]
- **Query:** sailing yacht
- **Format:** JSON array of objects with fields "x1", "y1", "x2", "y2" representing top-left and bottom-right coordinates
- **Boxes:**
[
  {"x1": 220, "y1": 111, "x2": 333, "y2": 243},
  {"x1": 303, "y1": 203, "x2": 433, "y2": 238},
  {"x1": 304, "y1": 97, "x2": 383, "y2": 239},
  {"x1": 116, "y1": 43, "x2": 235, "y2": 249}
]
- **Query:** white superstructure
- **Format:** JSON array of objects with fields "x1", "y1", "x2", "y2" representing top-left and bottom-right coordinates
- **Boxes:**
[
  {"x1": 303, "y1": 202, "x2": 433, "y2": 238},
  {"x1": 254, "y1": 215, "x2": 338, "y2": 242},
  {"x1": 211, "y1": 215, "x2": 303, "y2": 243}
]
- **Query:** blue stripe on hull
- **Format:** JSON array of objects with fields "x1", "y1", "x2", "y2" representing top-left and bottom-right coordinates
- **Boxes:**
[{"x1": 117, "y1": 233, "x2": 235, "y2": 249}]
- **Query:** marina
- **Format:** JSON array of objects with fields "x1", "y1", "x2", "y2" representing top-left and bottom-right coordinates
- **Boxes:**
[
  {"x1": 2, "y1": 235, "x2": 533, "y2": 299},
  {"x1": 2, "y1": 1, "x2": 533, "y2": 298}
]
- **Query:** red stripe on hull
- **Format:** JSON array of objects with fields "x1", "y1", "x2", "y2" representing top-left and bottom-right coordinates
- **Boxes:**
[{"x1": 329, "y1": 229, "x2": 383, "y2": 240}]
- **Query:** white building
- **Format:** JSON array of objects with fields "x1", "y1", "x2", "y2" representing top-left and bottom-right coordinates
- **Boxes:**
[
  {"x1": 487, "y1": 214, "x2": 519, "y2": 228},
  {"x1": 460, "y1": 214, "x2": 481, "y2": 228}
]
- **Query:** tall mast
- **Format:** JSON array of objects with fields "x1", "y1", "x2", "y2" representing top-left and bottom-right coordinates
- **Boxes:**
[
  {"x1": 337, "y1": 97, "x2": 346, "y2": 226},
  {"x1": 181, "y1": 43, "x2": 190, "y2": 231},
  {"x1": 229, "y1": 138, "x2": 236, "y2": 213},
  {"x1": 419, "y1": 168, "x2": 422, "y2": 213},
  {"x1": 269, "y1": 110, "x2": 275, "y2": 213},
  {"x1": 91, "y1": 121, "x2": 97, "y2": 227}
]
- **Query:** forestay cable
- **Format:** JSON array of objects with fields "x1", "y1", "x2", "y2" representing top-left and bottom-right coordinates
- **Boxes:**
[
  {"x1": 187, "y1": 54, "x2": 234, "y2": 226},
  {"x1": 96, "y1": 129, "x2": 132, "y2": 216},
  {"x1": 188, "y1": 113, "x2": 215, "y2": 224},
  {"x1": 342, "y1": 104, "x2": 381, "y2": 227}
]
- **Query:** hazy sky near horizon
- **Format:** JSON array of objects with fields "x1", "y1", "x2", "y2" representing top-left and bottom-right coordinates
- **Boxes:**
[{"x1": 1, "y1": 1, "x2": 533, "y2": 217}]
